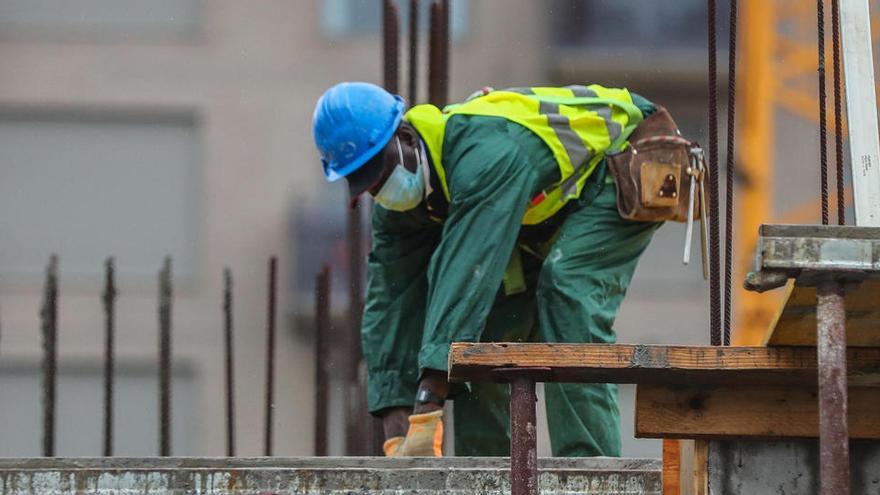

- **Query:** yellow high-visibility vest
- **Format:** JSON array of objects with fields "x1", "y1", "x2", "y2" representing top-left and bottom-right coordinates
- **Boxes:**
[{"x1": 405, "y1": 84, "x2": 644, "y2": 225}]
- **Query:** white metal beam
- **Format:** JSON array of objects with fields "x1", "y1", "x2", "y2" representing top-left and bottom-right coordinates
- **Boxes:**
[{"x1": 840, "y1": 0, "x2": 880, "y2": 226}]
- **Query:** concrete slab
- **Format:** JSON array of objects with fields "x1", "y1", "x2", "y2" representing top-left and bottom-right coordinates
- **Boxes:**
[
  {"x1": 0, "y1": 457, "x2": 661, "y2": 494},
  {"x1": 707, "y1": 440, "x2": 880, "y2": 494}
]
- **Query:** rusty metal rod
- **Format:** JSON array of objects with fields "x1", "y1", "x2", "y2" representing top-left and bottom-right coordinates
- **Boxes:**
[
  {"x1": 102, "y1": 257, "x2": 117, "y2": 457},
  {"x1": 383, "y1": 0, "x2": 401, "y2": 95},
  {"x1": 816, "y1": 279, "x2": 849, "y2": 494},
  {"x1": 428, "y1": 0, "x2": 450, "y2": 107},
  {"x1": 40, "y1": 255, "x2": 59, "y2": 457},
  {"x1": 264, "y1": 256, "x2": 278, "y2": 456},
  {"x1": 158, "y1": 257, "x2": 173, "y2": 457},
  {"x1": 408, "y1": 0, "x2": 419, "y2": 104},
  {"x1": 223, "y1": 268, "x2": 236, "y2": 457},
  {"x1": 314, "y1": 265, "x2": 331, "y2": 456},
  {"x1": 510, "y1": 377, "x2": 538, "y2": 495}
]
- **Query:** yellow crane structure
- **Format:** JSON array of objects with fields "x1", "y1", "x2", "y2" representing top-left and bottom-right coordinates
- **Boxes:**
[{"x1": 735, "y1": 0, "x2": 875, "y2": 344}]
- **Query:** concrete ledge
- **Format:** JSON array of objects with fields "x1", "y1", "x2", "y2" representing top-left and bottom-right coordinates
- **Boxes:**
[{"x1": 0, "y1": 457, "x2": 661, "y2": 494}]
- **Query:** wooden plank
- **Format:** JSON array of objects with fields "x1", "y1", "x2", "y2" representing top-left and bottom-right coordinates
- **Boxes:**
[
  {"x1": 635, "y1": 384, "x2": 880, "y2": 440},
  {"x1": 764, "y1": 278, "x2": 880, "y2": 347},
  {"x1": 662, "y1": 439, "x2": 681, "y2": 495},
  {"x1": 692, "y1": 440, "x2": 708, "y2": 495},
  {"x1": 448, "y1": 343, "x2": 880, "y2": 386}
]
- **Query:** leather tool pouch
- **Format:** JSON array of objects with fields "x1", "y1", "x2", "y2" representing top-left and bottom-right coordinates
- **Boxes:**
[{"x1": 607, "y1": 107, "x2": 705, "y2": 222}]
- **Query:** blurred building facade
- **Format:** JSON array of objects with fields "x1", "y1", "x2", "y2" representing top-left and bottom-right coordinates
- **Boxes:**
[{"x1": 0, "y1": 0, "x2": 747, "y2": 458}]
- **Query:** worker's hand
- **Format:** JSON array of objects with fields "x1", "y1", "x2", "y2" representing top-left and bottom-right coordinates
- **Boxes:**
[
  {"x1": 383, "y1": 436, "x2": 404, "y2": 457},
  {"x1": 397, "y1": 410, "x2": 444, "y2": 456}
]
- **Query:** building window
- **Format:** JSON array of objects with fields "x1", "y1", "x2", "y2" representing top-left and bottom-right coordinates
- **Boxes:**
[
  {"x1": 550, "y1": 0, "x2": 729, "y2": 49},
  {"x1": 0, "y1": 110, "x2": 199, "y2": 284},
  {"x1": 0, "y1": 0, "x2": 202, "y2": 37},
  {"x1": 322, "y1": 0, "x2": 469, "y2": 39}
]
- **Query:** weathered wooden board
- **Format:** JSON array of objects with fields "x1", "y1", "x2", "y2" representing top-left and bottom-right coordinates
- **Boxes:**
[
  {"x1": 448, "y1": 343, "x2": 880, "y2": 385},
  {"x1": 764, "y1": 278, "x2": 880, "y2": 346},
  {"x1": 635, "y1": 384, "x2": 880, "y2": 440}
]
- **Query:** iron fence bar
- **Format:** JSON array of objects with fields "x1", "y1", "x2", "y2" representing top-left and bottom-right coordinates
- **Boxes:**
[
  {"x1": 264, "y1": 256, "x2": 278, "y2": 456},
  {"x1": 223, "y1": 268, "x2": 236, "y2": 457},
  {"x1": 816, "y1": 279, "x2": 849, "y2": 494},
  {"x1": 102, "y1": 257, "x2": 116, "y2": 457},
  {"x1": 314, "y1": 265, "x2": 331, "y2": 456},
  {"x1": 40, "y1": 255, "x2": 59, "y2": 457},
  {"x1": 158, "y1": 257, "x2": 172, "y2": 457}
]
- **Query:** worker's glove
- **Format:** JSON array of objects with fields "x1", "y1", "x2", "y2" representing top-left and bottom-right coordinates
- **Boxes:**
[
  {"x1": 398, "y1": 410, "x2": 444, "y2": 457},
  {"x1": 383, "y1": 436, "x2": 404, "y2": 457}
]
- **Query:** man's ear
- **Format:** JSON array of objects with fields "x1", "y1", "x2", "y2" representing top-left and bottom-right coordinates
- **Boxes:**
[{"x1": 397, "y1": 122, "x2": 421, "y2": 148}]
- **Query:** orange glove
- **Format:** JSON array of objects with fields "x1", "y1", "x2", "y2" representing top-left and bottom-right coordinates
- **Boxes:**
[
  {"x1": 398, "y1": 410, "x2": 444, "y2": 456},
  {"x1": 383, "y1": 436, "x2": 404, "y2": 457}
]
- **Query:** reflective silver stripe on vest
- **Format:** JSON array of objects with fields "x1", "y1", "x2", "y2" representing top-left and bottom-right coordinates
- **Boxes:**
[
  {"x1": 589, "y1": 105, "x2": 622, "y2": 144},
  {"x1": 538, "y1": 100, "x2": 591, "y2": 169},
  {"x1": 564, "y1": 85, "x2": 597, "y2": 98}
]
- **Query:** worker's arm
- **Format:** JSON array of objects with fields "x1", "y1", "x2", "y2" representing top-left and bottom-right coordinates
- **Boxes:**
[
  {"x1": 361, "y1": 205, "x2": 442, "y2": 413},
  {"x1": 416, "y1": 116, "x2": 560, "y2": 373}
]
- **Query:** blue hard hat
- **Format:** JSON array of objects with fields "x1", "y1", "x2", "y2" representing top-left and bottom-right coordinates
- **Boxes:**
[{"x1": 312, "y1": 82, "x2": 406, "y2": 182}]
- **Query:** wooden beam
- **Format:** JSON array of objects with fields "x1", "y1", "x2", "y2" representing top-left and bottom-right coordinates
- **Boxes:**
[
  {"x1": 448, "y1": 343, "x2": 880, "y2": 385},
  {"x1": 635, "y1": 384, "x2": 880, "y2": 440},
  {"x1": 662, "y1": 439, "x2": 681, "y2": 495},
  {"x1": 764, "y1": 278, "x2": 880, "y2": 347}
]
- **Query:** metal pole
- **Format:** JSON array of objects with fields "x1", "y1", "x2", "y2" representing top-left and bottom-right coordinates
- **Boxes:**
[
  {"x1": 816, "y1": 279, "x2": 849, "y2": 494},
  {"x1": 839, "y1": 0, "x2": 880, "y2": 226},
  {"x1": 408, "y1": 0, "x2": 419, "y2": 104},
  {"x1": 264, "y1": 256, "x2": 278, "y2": 456},
  {"x1": 510, "y1": 377, "x2": 538, "y2": 495},
  {"x1": 223, "y1": 268, "x2": 236, "y2": 457},
  {"x1": 314, "y1": 266, "x2": 331, "y2": 456},
  {"x1": 158, "y1": 257, "x2": 172, "y2": 457},
  {"x1": 102, "y1": 257, "x2": 116, "y2": 457},
  {"x1": 40, "y1": 255, "x2": 59, "y2": 457}
]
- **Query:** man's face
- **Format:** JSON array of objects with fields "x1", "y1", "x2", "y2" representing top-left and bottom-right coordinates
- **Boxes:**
[{"x1": 365, "y1": 126, "x2": 422, "y2": 197}]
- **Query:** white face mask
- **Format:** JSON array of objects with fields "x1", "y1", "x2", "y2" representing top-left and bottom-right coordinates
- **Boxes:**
[{"x1": 374, "y1": 136, "x2": 426, "y2": 212}]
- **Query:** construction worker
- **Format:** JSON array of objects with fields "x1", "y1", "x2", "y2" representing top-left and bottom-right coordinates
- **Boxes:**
[{"x1": 312, "y1": 82, "x2": 662, "y2": 457}]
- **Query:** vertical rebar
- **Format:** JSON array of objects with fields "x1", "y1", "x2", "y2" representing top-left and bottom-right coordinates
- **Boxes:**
[
  {"x1": 158, "y1": 257, "x2": 172, "y2": 457},
  {"x1": 102, "y1": 257, "x2": 116, "y2": 457},
  {"x1": 831, "y1": 0, "x2": 845, "y2": 225},
  {"x1": 384, "y1": 0, "x2": 401, "y2": 95},
  {"x1": 223, "y1": 268, "x2": 236, "y2": 457},
  {"x1": 408, "y1": 0, "x2": 420, "y2": 104},
  {"x1": 707, "y1": 0, "x2": 722, "y2": 346},
  {"x1": 40, "y1": 255, "x2": 59, "y2": 457},
  {"x1": 723, "y1": 0, "x2": 738, "y2": 346},
  {"x1": 264, "y1": 256, "x2": 278, "y2": 457},
  {"x1": 314, "y1": 265, "x2": 331, "y2": 456},
  {"x1": 510, "y1": 377, "x2": 538, "y2": 495},
  {"x1": 818, "y1": 0, "x2": 830, "y2": 225},
  {"x1": 428, "y1": 0, "x2": 450, "y2": 107},
  {"x1": 816, "y1": 279, "x2": 849, "y2": 494}
]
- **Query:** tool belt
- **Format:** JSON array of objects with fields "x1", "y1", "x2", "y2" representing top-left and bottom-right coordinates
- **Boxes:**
[
  {"x1": 607, "y1": 107, "x2": 710, "y2": 276},
  {"x1": 607, "y1": 107, "x2": 706, "y2": 222}
]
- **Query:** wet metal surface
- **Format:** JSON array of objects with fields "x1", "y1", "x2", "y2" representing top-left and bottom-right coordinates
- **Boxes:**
[
  {"x1": 707, "y1": 440, "x2": 880, "y2": 494},
  {"x1": 816, "y1": 280, "x2": 849, "y2": 494},
  {"x1": 0, "y1": 457, "x2": 662, "y2": 495}
]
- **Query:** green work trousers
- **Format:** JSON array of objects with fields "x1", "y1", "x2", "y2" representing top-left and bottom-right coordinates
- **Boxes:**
[{"x1": 451, "y1": 183, "x2": 660, "y2": 457}]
